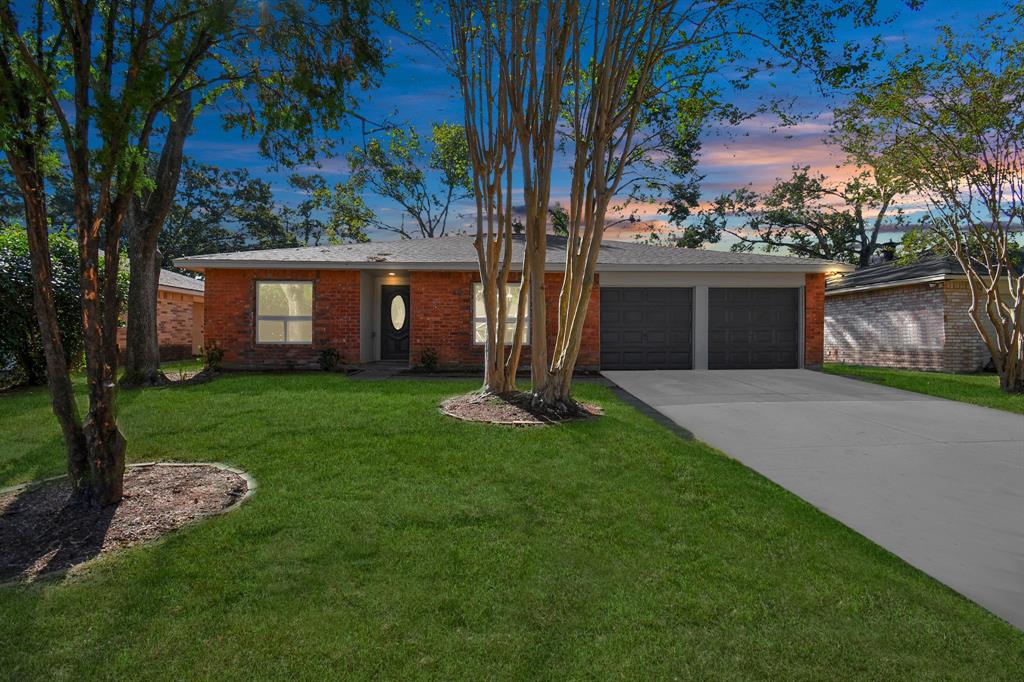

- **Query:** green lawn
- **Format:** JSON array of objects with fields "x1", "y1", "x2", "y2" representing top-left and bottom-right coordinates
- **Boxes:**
[
  {"x1": 1, "y1": 372, "x2": 1021, "y2": 680},
  {"x1": 824, "y1": 363, "x2": 1024, "y2": 414}
]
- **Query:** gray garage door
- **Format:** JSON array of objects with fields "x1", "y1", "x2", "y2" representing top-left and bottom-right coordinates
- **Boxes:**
[
  {"x1": 601, "y1": 288, "x2": 693, "y2": 370},
  {"x1": 708, "y1": 288, "x2": 799, "y2": 369}
]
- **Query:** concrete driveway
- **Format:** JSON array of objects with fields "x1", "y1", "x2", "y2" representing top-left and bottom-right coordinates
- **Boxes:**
[{"x1": 602, "y1": 369, "x2": 1024, "y2": 630}]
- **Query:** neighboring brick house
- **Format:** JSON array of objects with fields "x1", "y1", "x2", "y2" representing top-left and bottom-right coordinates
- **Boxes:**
[
  {"x1": 117, "y1": 269, "x2": 205, "y2": 361},
  {"x1": 175, "y1": 235, "x2": 845, "y2": 372},
  {"x1": 825, "y1": 257, "x2": 993, "y2": 373}
]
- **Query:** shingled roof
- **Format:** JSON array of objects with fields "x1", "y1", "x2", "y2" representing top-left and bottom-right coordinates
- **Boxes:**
[
  {"x1": 159, "y1": 268, "x2": 205, "y2": 293},
  {"x1": 174, "y1": 235, "x2": 849, "y2": 273},
  {"x1": 826, "y1": 256, "x2": 966, "y2": 294}
]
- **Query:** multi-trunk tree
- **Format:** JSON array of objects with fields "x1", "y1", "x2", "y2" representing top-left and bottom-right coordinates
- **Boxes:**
[
  {"x1": 448, "y1": 0, "x2": 543, "y2": 392},
  {"x1": 449, "y1": 0, "x2": 909, "y2": 411},
  {"x1": 840, "y1": 5, "x2": 1024, "y2": 392},
  {"x1": 0, "y1": 0, "x2": 382, "y2": 506}
]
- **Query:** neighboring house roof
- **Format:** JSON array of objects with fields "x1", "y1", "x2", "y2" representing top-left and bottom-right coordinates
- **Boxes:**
[
  {"x1": 826, "y1": 256, "x2": 967, "y2": 295},
  {"x1": 174, "y1": 235, "x2": 851, "y2": 273},
  {"x1": 159, "y1": 268, "x2": 205, "y2": 294}
]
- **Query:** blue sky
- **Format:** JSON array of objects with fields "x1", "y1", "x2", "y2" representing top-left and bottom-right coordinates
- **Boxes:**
[{"x1": 183, "y1": 0, "x2": 999, "y2": 245}]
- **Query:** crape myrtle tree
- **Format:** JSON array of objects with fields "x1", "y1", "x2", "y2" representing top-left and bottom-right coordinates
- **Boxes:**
[
  {"x1": 341, "y1": 121, "x2": 472, "y2": 238},
  {"x1": 839, "y1": 5, "x2": 1024, "y2": 392},
  {"x1": 475, "y1": 0, "x2": 916, "y2": 411},
  {"x1": 0, "y1": 0, "x2": 383, "y2": 506},
  {"x1": 449, "y1": 1, "x2": 528, "y2": 393}
]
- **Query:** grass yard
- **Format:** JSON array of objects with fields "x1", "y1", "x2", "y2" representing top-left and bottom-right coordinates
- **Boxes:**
[
  {"x1": 824, "y1": 363, "x2": 1024, "y2": 415},
  {"x1": 0, "y1": 372, "x2": 1021, "y2": 680}
]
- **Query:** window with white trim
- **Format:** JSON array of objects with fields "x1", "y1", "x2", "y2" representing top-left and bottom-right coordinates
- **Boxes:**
[
  {"x1": 256, "y1": 281, "x2": 313, "y2": 344},
  {"x1": 472, "y1": 282, "x2": 528, "y2": 344}
]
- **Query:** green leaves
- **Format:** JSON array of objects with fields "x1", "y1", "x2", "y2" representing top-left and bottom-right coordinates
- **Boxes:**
[{"x1": 345, "y1": 121, "x2": 472, "y2": 237}]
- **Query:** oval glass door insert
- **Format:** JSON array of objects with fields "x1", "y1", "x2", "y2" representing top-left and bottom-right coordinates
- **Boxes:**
[{"x1": 390, "y1": 294, "x2": 406, "y2": 330}]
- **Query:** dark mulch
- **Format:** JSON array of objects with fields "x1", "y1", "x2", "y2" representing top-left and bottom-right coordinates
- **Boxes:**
[
  {"x1": 440, "y1": 391, "x2": 602, "y2": 425},
  {"x1": 0, "y1": 464, "x2": 247, "y2": 583}
]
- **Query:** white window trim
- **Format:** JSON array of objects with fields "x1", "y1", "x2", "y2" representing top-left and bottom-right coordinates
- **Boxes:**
[
  {"x1": 256, "y1": 280, "x2": 314, "y2": 345},
  {"x1": 471, "y1": 282, "x2": 529, "y2": 346}
]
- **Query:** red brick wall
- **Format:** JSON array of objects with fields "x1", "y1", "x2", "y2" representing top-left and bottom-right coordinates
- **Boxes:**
[
  {"x1": 116, "y1": 289, "x2": 203, "y2": 361},
  {"x1": 409, "y1": 270, "x2": 601, "y2": 370},
  {"x1": 157, "y1": 291, "x2": 199, "y2": 360},
  {"x1": 204, "y1": 268, "x2": 360, "y2": 369},
  {"x1": 804, "y1": 273, "x2": 825, "y2": 368}
]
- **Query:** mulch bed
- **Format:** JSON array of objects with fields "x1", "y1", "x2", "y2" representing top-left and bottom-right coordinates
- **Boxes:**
[
  {"x1": 0, "y1": 464, "x2": 247, "y2": 583},
  {"x1": 440, "y1": 391, "x2": 602, "y2": 426}
]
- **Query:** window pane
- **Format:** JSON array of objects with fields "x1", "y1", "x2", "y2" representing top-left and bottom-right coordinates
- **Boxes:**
[
  {"x1": 505, "y1": 283, "x2": 521, "y2": 315},
  {"x1": 390, "y1": 295, "x2": 406, "y2": 330},
  {"x1": 257, "y1": 319, "x2": 285, "y2": 343},
  {"x1": 259, "y1": 282, "x2": 312, "y2": 317},
  {"x1": 472, "y1": 283, "x2": 485, "y2": 317},
  {"x1": 287, "y1": 320, "x2": 313, "y2": 343},
  {"x1": 473, "y1": 321, "x2": 487, "y2": 344},
  {"x1": 504, "y1": 321, "x2": 528, "y2": 342}
]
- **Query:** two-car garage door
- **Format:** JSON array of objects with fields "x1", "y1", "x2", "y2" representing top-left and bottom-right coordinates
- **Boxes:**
[{"x1": 601, "y1": 287, "x2": 799, "y2": 370}]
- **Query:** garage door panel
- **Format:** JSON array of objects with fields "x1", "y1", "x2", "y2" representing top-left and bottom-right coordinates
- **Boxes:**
[
  {"x1": 709, "y1": 287, "x2": 799, "y2": 370},
  {"x1": 601, "y1": 287, "x2": 693, "y2": 370}
]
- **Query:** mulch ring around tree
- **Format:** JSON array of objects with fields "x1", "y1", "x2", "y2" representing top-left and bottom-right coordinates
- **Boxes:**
[
  {"x1": 440, "y1": 391, "x2": 603, "y2": 426},
  {"x1": 0, "y1": 463, "x2": 253, "y2": 583}
]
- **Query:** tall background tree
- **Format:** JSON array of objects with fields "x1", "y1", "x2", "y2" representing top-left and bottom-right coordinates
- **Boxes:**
[
  {"x1": 839, "y1": 4, "x2": 1024, "y2": 392},
  {"x1": 680, "y1": 162, "x2": 907, "y2": 266},
  {"x1": 0, "y1": 0, "x2": 383, "y2": 505},
  {"x1": 117, "y1": 0, "x2": 385, "y2": 387},
  {"x1": 341, "y1": 121, "x2": 472, "y2": 238},
  {"x1": 122, "y1": 93, "x2": 194, "y2": 386}
]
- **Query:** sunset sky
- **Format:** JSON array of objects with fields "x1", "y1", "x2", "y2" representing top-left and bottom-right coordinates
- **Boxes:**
[{"x1": 184, "y1": 0, "x2": 996, "y2": 247}]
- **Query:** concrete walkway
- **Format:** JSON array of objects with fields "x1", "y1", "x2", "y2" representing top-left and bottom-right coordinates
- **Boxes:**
[{"x1": 602, "y1": 369, "x2": 1024, "y2": 630}]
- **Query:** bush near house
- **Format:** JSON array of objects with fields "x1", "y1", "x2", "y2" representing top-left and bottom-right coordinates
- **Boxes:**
[
  {"x1": 0, "y1": 227, "x2": 129, "y2": 389},
  {"x1": 0, "y1": 227, "x2": 82, "y2": 388}
]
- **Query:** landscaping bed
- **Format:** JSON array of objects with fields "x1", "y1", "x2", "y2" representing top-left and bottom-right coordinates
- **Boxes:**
[
  {"x1": 0, "y1": 463, "x2": 248, "y2": 582},
  {"x1": 441, "y1": 391, "x2": 602, "y2": 425}
]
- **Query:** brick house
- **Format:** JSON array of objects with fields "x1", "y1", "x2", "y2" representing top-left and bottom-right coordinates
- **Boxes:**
[
  {"x1": 175, "y1": 235, "x2": 846, "y2": 372},
  {"x1": 825, "y1": 257, "x2": 994, "y2": 373},
  {"x1": 117, "y1": 269, "x2": 205, "y2": 361}
]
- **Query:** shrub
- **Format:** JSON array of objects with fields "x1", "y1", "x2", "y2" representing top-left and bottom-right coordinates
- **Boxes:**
[
  {"x1": 0, "y1": 227, "x2": 83, "y2": 386},
  {"x1": 319, "y1": 347, "x2": 341, "y2": 371},
  {"x1": 418, "y1": 347, "x2": 439, "y2": 372},
  {"x1": 202, "y1": 343, "x2": 224, "y2": 371}
]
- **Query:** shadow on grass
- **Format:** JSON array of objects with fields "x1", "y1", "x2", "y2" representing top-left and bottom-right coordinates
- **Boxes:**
[{"x1": 0, "y1": 482, "x2": 114, "y2": 582}]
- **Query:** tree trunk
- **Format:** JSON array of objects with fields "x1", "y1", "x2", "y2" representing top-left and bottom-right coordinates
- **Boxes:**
[
  {"x1": 121, "y1": 92, "x2": 193, "y2": 387},
  {"x1": 123, "y1": 228, "x2": 165, "y2": 386},
  {"x1": 996, "y1": 347, "x2": 1024, "y2": 393},
  {"x1": 80, "y1": 406, "x2": 126, "y2": 506},
  {"x1": 9, "y1": 155, "x2": 90, "y2": 481},
  {"x1": 999, "y1": 368, "x2": 1024, "y2": 393}
]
